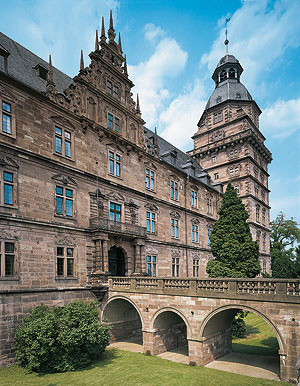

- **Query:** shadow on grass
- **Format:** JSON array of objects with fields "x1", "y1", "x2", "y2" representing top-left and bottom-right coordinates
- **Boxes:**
[
  {"x1": 260, "y1": 336, "x2": 279, "y2": 350},
  {"x1": 244, "y1": 325, "x2": 259, "y2": 336},
  {"x1": 232, "y1": 343, "x2": 278, "y2": 356},
  {"x1": 35, "y1": 348, "x2": 118, "y2": 378}
]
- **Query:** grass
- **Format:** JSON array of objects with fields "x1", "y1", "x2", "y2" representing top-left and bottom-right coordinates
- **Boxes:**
[
  {"x1": 232, "y1": 313, "x2": 279, "y2": 356},
  {"x1": 0, "y1": 348, "x2": 288, "y2": 386}
]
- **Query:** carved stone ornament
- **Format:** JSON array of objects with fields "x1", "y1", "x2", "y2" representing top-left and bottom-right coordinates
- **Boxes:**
[
  {"x1": 0, "y1": 229, "x2": 18, "y2": 240},
  {"x1": 55, "y1": 236, "x2": 76, "y2": 246},
  {"x1": 145, "y1": 203, "x2": 159, "y2": 212},
  {"x1": 106, "y1": 191, "x2": 125, "y2": 202},
  {"x1": 171, "y1": 249, "x2": 180, "y2": 258},
  {"x1": 146, "y1": 247, "x2": 158, "y2": 255},
  {"x1": 51, "y1": 115, "x2": 75, "y2": 130},
  {"x1": 52, "y1": 174, "x2": 77, "y2": 186},
  {"x1": 89, "y1": 188, "x2": 106, "y2": 200},
  {"x1": 191, "y1": 218, "x2": 200, "y2": 224},
  {"x1": 191, "y1": 251, "x2": 201, "y2": 259},
  {"x1": 0, "y1": 156, "x2": 19, "y2": 169},
  {"x1": 169, "y1": 174, "x2": 179, "y2": 182},
  {"x1": 106, "y1": 143, "x2": 124, "y2": 153},
  {"x1": 144, "y1": 161, "x2": 157, "y2": 170},
  {"x1": 170, "y1": 211, "x2": 181, "y2": 219}
]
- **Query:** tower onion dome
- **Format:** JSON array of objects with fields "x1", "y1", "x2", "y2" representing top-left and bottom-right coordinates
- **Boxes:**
[{"x1": 206, "y1": 53, "x2": 253, "y2": 109}]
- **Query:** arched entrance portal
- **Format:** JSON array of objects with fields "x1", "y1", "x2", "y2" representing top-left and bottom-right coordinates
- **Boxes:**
[
  {"x1": 152, "y1": 310, "x2": 188, "y2": 356},
  {"x1": 102, "y1": 297, "x2": 143, "y2": 343},
  {"x1": 200, "y1": 306, "x2": 282, "y2": 380},
  {"x1": 108, "y1": 246, "x2": 125, "y2": 276}
]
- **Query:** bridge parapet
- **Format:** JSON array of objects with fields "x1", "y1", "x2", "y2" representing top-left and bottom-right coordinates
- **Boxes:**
[{"x1": 109, "y1": 277, "x2": 300, "y2": 302}]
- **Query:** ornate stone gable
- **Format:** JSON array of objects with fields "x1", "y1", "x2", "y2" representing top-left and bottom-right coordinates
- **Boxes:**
[
  {"x1": 52, "y1": 174, "x2": 77, "y2": 186},
  {"x1": 0, "y1": 156, "x2": 19, "y2": 169}
]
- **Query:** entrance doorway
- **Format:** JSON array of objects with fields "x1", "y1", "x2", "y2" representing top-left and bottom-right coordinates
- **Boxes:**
[{"x1": 108, "y1": 246, "x2": 125, "y2": 276}]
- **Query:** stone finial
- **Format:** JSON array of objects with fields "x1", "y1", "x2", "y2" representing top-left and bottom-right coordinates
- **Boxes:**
[
  {"x1": 108, "y1": 10, "x2": 116, "y2": 41},
  {"x1": 118, "y1": 32, "x2": 122, "y2": 54},
  {"x1": 154, "y1": 127, "x2": 158, "y2": 147},
  {"x1": 124, "y1": 54, "x2": 128, "y2": 75},
  {"x1": 80, "y1": 50, "x2": 84, "y2": 71},
  {"x1": 136, "y1": 93, "x2": 141, "y2": 115},
  {"x1": 46, "y1": 54, "x2": 57, "y2": 97},
  {"x1": 95, "y1": 30, "x2": 99, "y2": 51},
  {"x1": 101, "y1": 16, "x2": 106, "y2": 41}
]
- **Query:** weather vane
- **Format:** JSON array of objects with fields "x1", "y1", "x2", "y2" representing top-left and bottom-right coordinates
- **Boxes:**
[{"x1": 225, "y1": 17, "x2": 231, "y2": 55}]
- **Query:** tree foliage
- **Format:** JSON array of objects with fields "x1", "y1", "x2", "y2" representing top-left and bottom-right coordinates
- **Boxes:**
[
  {"x1": 15, "y1": 302, "x2": 111, "y2": 373},
  {"x1": 270, "y1": 213, "x2": 300, "y2": 278},
  {"x1": 206, "y1": 183, "x2": 261, "y2": 278}
]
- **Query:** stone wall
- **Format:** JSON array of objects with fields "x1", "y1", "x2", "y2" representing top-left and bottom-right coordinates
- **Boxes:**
[
  {"x1": 199, "y1": 328, "x2": 232, "y2": 365},
  {"x1": 108, "y1": 318, "x2": 142, "y2": 342},
  {"x1": 0, "y1": 288, "x2": 94, "y2": 367},
  {"x1": 153, "y1": 323, "x2": 187, "y2": 355}
]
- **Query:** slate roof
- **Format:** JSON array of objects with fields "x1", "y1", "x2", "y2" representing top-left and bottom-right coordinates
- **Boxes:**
[
  {"x1": 0, "y1": 32, "x2": 73, "y2": 94},
  {"x1": 206, "y1": 78, "x2": 253, "y2": 109}
]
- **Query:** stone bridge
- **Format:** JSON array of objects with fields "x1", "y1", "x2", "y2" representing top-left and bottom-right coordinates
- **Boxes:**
[{"x1": 101, "y1": 277, "x2": 300, "y2": 383}]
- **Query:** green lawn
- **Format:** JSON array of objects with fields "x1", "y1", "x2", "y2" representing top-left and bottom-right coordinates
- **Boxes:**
[
  {"x1": 232, "y1": 313, "x2": 279, "y2": 356},
  {"x1": 0, "y1": 349, "x2": 287, "y2": 386}
]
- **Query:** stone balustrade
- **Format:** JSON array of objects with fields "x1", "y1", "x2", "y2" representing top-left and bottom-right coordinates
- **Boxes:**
[
  {"x1": 89, "y1": 218, "x2": 147, "y2": 237},
  {"x1": 108, "y1": 277, "x2": 300, "y2": 301}
]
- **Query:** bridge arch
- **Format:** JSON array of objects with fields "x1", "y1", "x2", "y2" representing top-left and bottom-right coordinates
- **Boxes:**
[
  {"x1": 199, "y1": 303, "x2": 285, "y2": 353},
  {"x1": 101, "y1": 295, "x2": 144, "y2": 342},
  {"x1": 150, "y1": 307, "x2": 191, "y2": 338}
]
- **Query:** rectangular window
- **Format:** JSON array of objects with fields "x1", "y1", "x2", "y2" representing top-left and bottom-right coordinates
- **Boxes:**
[
  {"x1": 2, "y1": 101, "x2": 12, "y2": 134},
  {"x1": 172, "y1": 257, "x2": 179, "y2": 277},
  {"x1": 147, "y1": 255, "x2": 157, "y2": 277},
  {"x1": 193, "y1": 259, "x2": 199, "y2": 277},
  {"x1": 108, "y1": 113, "x2": 113, "y2": 129},
  {"x1": 213, "y1": 111, "x2": 222, "y2": 124},
  {"x1": 114, "y1": 117, "x2": 119, "y2": 133},
  {"x1": 171, "y1": 218, "x2": 179, "y2": 238},
  {"x1": 256, "y1": 205, "x2": 260, "y2": 223},
  {"x1": 0, "y1": 241, "x2": 16, "y2": 277},
  {"x1": 234, "y1": 185, "x2": 239, "y2": 195},
  {"x1": 56, "y1": 246, "x2": 75, "y2": 277},
  {"x1": 207, "y1": 227, "x2": 212, "y2": 246},
  {"x1": 192, "y1": 225, "x2": 198, "y2": 242},
  {"x1": 146, "y1": 211, "x2": 156, "y2": 233},
  {"x1": 214, "y1": 173, "x2": 219, "y2": 180},
  {"x1": 262, "y1": 208, "x2": 266, "y2": 225},
  {"x1": 107, "y1": 80, "x2": 112, "y2": 94},
  {"x1": 191, "y1": 190, "x2": 197, "y2": 208},
  {"x1": 3, "y1": 171, "x2": 13, "y2": 205},
  {"x1": 145, "y1": 168, "x2": 155, "y2": 191},
  {"x1": 229, "y1": 168, "x2": 234, "y2": 177},
  {"x1": 207, "y1": 197, "x2": 213, "y2": 215},
  {"x1": 212, "y1": 156, "x2": 216, "y2": 163},
  {"x1": 108, "y1": 151, "x2": 121, "y2": 177},
  {"x1": 235, "y1": 167, "x2": 239, "y2": 176},
  {"x1": 55, "y1": 126, "x2": 72, "y2": 158},
  {"x1": 171, "y1": 180, "x2": 178, "y2": 200},
  {"x1": 110, "y1": 203, "x2": 121, "y2": 222},
  {"x1": 55, "y1": 186, "x2": 73, "y2": 217},
  {"x1": 113, "y1": 85, "x2": 119, "y2": 99}
]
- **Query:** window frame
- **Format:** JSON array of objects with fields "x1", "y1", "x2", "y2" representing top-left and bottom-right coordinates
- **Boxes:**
[
  {"x1": 147, "y1": 255, "x2": 157, "y2": 277},
  {"x1": 192, "y1": 224, "x2": 199, "y2": 243},
  {"x1": 55, "y1": 245, "x2": 76, "y2": 279},
  {"x1": 54, "y1": 125, "x2": 74, "y2": 161},
  {"x1": 145, "y1": 167, "x2": 156, "y2": 192},
  {"x1": 191, "y1": 190, "x2": 198, "y2": 208},
  {"x1": 0, "y1": 169, "x2": 17, "y2": 208},
  {"x1": 193, "y1": 258, "x2": 200, "y2": 277},
  {"x1": 0, "y1": 240, "x2": 18, "y2": 279},
  {"x1": 108, "y1": 150, "x2": 121, "y2": 178},
  {"x1": 172, "y1": 257, "x2": 180, "y2": 277},
  {"x1": 0, "y1": 96, "x2": 16, "y2": 139},
  {"x1": 146, "y1": 211, "x2": 156, "y2": 234},
  {"x1": 107, "y1": 112, "x2": 120, "y2": 133},
  {"x1": 170, "y1": 180, "x2": 178, "y2": 201},
  {"x1": 171, "y1": 218, "x2": 179, "y2": 239},
  {"x1": 55, "y1": 185, "x2": 74, "y2": 218}
]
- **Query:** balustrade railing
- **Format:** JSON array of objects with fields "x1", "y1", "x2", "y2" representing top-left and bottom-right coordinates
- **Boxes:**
[
  {"x1": 90, "y1": 217, "x2": 147, "y2": 237},
  {"x1": 108, "y1": 277, "x2": 300, "y2": 298}
]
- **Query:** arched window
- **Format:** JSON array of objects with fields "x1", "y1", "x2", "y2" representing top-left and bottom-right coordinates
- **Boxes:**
[
  {"x1": 216, "y1": 96, "x2": 221, "y2": 104},
  {"x1": 236, "y1": 92, "x2": 241, "y2": 99},
  {"x1": 220, "y1": 70, "x2": 227, "y2": 82},
  {"x1": 228, "y1": 68, "x2": 236, "y2": 78}
]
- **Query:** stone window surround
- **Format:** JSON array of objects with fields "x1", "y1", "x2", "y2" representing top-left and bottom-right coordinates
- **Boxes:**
[
  {"x1": 108, "y1": 148, "x2": 122, "y2": 179},
  {"x1": 0, "y1": 239, "x2": 18, "y2": 280},
  {"x1": 145, "y1": 167, "x2": 156, "y2": 192},
  {"x1": 52, "y1": 175, "x2": 77, "y2": 221},
  {"x1": 0, "y1": 94, "x2": 16, "y2": 139},
  {"x1": 0, "y1": 167, "x2": 18, "y2": 208},
  {"x1": 53, "y1": 122, "x2": 75, "y2": 162},
  {"x1": 55, "y1": 244, "x2": 77, "y2": 280}
]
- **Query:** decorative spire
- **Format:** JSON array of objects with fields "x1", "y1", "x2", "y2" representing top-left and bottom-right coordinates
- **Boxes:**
[
  {"x1": 118, "y1": 32, "x2": 122, "y2": 54},
  {"x1": 95, "y1": 30, "x2": 99, "y2": 51},
  {"x1": 101, "y1": 16, "x2": 106, "y2": 41},
  {"x1": 154, "y1": 127, "x2": 158, "y2": 147},
  {"x1": 224, "y1": 17, "x2": 231, "y2": 55},
  {"x1": 108, "y1": 10, "x2": 116, "y2": 41},
  {"x1": 124, "y1": 54, "x2": 128, "y2": 75},
  {"x1": 46, "y1": 54, "x2": 56, "y2": 97},
  {"x1": 48, "y1": 54, "x2": 53, "y2": 83},
  {"x1": 80, "y1": 50, "x2": 84, "y2": 71},
  {"x1": 136, "y1": 93, "x2": 141, "y2": 115}
]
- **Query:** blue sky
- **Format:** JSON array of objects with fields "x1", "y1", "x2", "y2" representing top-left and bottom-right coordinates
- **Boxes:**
[{"x1": 1, "y1": 0, "x2": 300, "y2": 222}]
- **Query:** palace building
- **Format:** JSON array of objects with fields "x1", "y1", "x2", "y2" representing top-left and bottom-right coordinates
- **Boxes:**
[{"x1": 0, "y1": 12, "x2": 271, "y2": 365}]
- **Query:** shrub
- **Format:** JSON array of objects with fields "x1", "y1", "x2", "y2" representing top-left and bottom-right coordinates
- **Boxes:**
[
  {"x1": 15, "y1": 302, "x2": 110, "y2": 373},
  {"x1": 232, "y1": 311, "x2": 248, "y2": 338}
]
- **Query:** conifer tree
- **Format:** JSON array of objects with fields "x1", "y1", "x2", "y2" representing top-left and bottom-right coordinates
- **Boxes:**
[{"x1": 206, "y1": 182, "x2": 261, "y2": 278}]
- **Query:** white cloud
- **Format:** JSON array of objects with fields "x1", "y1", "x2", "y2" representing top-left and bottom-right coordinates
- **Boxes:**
[
  {"x1": 159, "y1": 79, "x2": 207, "y2": 150},
  {"x1": 201, "y1": 0, "x2": 300, "y2": 94},
  {"x1": 143, "y1": 23, "x2": 166, "y2": 43},
  {"x1": 261, "y1": 98, "x2": 300, "y2": 139},
  {"x1": 129, "y1": 33, "x2": 187, "y2": 128},
  {"x1": 270, "y1": 195, "x2": 300, "y2": 222}
]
